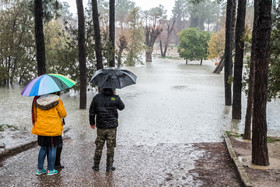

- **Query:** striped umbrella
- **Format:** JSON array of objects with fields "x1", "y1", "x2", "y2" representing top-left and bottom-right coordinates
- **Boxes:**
[{"x1": 21, "y1": 74, "x2": 76, "y2": 97}]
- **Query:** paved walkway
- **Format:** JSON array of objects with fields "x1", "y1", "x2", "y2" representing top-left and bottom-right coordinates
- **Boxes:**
[
  {"x1": 0, "y1": 59, "x2": 245, "y2": 186},
  {"x1": 0, "y1": 140, "x2": 241, "y2": 186}
]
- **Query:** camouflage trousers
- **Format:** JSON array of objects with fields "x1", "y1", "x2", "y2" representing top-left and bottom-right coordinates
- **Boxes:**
[{"x1": 94, "y1": 128, "x2": 117, "y2": 164}]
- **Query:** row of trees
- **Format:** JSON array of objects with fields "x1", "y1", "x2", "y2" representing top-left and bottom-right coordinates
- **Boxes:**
[
  {"x1": 186, "y1": 0, "x2": 279, "y2": 166},
  {"x1": 174, "y1": 0, "x2": 280, "y2": 167},
  {"x1": 1, "y1": 0, "x2": 246, "y2": 89},
  {"x1": 1, "y1": 0, "x2": 279, "y2": 166},
  {"x1": 222, "y1": 0, "x2": 276, "y2": 166},
  {"x1": 0, "y1": 0, "x2": 166, "y2": 88},
  {"x1": 174, "y1": 1, "x2": 254, "y2": 67},
  {"x1": 2, "y1": 0, "x2": 218, "y2": 106}
]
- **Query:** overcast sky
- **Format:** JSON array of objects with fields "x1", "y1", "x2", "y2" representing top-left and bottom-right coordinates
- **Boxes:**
[
  {"x1": 131, "y1": 0, "x2": 174, "y2": 17},
  {"x1": 65, "y1": 0, "x2": 174, "y2": 18}
]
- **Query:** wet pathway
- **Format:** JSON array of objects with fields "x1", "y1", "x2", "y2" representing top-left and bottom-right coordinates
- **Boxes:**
[{"x1": 1, "y1": 58, "x2": 278, "y2": 186}]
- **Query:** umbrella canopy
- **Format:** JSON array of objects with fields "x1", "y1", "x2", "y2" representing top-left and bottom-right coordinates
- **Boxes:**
[
  {"x1": 90, "y1": 68, "x2": 137, "y2": 89},
  {"x1": 21, "y1": 74, "x2": 76, "y2": 97}
]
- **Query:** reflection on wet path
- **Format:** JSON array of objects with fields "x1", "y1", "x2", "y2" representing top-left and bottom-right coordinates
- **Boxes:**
[
  {"x1": 0, "y1": 58, "x2": 279, "y2": 186},
  {"x1": 1, "y1": 58, "x2": 279, "y2": 147},
  {"x1": 115, "y1": 59, "x2": 280, "y2": 145},
  {"x1": 0, "y1": 142, "x2": 205, "y2": 186}
]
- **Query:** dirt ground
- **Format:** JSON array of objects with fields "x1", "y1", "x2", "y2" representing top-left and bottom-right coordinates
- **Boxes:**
[
  {"x1": 229, "y1": 136, "x2": 280, "y2": 187},
  {"x1": 189, "y1": 143, "x2": 242, "y2": 187}
]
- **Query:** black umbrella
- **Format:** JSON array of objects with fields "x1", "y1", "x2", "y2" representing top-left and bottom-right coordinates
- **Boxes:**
[{"x1": 90, "y1": 68, "x2": 137, "y2": 89}]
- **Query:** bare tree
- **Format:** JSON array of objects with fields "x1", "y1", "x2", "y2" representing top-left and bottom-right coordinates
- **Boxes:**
[
  {"x1": 76, "y1": 0, "x2": 87, "y2": 109},
  {"x1": 145, "y1": 26, "x2": 161, "y2": 62},
  {"x1": 144, "y1": 5, "x2": 166, "y2": 62},
  {"x1": 159, "y1": 19, "x2": 175, "y2": 57},
  {"x1": 117, "y1": 34, "x2": 127, "y2": 67}
]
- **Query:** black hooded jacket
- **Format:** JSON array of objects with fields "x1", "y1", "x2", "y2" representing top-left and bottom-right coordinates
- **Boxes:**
[{"x1": 89, "y1": 88, "x2": 125, "y2": 129}]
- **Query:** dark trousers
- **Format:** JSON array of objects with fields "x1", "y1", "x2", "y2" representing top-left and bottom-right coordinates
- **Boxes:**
[{"x1": 55, "y1": 145, "x2": 62, "y2": 166}]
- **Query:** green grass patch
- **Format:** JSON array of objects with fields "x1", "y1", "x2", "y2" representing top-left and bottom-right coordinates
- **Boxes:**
[
  {"x1": 7, "y1": 124, "x2": 19, "y2": 131},
  {"x1": 225, "y1": 131, "x2": 231, "y2": 137},
  {"x1": 6, "y1": 124, "x2": 13, "y2": 128},
  {"x1": 0, "y1": 124, "x2": 19, "y2": 131},
  {"x1": 226, "y1": 131, "x2": 280, "y2": 143},
  {"x1": 267, "y1": 137, "x2": 280, "y2": 143},
  {"x1": 234, "y1": 134, "x2": 242, "y2": 138},
  {"x1": 225, "y1": 131, "x2": 280, "y2": 143},
  {"x1": 225, "y1": 131, "x2": 242, "y2": 138},
  {"x1": 168, "y1": 44, "x2": 178, "y2": 48},
  {"x1": 159, "y1": 56, "x2": 181, "y2": 60}
]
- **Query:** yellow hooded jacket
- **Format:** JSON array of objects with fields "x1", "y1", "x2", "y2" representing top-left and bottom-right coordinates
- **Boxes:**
[{"x1": 32, "y1": 94, "x2": 67, "y2": 136}]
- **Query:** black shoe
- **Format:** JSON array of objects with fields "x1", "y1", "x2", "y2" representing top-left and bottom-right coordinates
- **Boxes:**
[
  {"x1": 92, "y1": 165, "x2": 99, "y2": 171},
  {"x1": 106, "y1": 166, "x2": 116, "y2": 172},
  {"x1": 55, "y1": 165, "x2": 64, "y2": 169},
  {"x1": 106, "y1": 156, "x2": 115, "y2": 172}
]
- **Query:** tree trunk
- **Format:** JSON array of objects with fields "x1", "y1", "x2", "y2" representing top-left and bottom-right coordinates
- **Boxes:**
[
  {"x1": 146, "y1": 52, "x2": 152, "y2": 62},
  {"x1": 34, "y1": 0, "x2": 46, "y2": 76},
  {"x1": 190, "y1": 16, "x2": 199, "y2": 28},
  {"x1": 163, "y1": 43, "x2": 168, "y2": 57},
  {"x1": 217, "y1": 60, "x2": 225, "y2": 73},
  {"x1": 10, "y1": 58, "x2": 17, "y2": 86},
  {"x1": 92, "y1": 0, "x2": 103, "y2": 70},
  {"x1": 109, "y1": 0, "x2": 115, "y2": 67},
  {"x1": 224, "y1": 0, "x2": 234, "y2": 106},
  {"x1": 213, "y1": 55, "x2": 225, "y2": 73},
  {"x1": 186, "y1": 59, "x2": 188, "y2": 64},
  {"x1": 160, "y1": 40, "x2": 164, "y2": 57},
  {"x1": 244, "y1": 59, "x2": 255, "y2": 140},
  {"x1": 200, "y1": 59, "x2": 203, "y2": 66},
  {"x1": 198, "y1": 17, "x2": 205, "y2": 31},
  {"x1": 244, "y1": 0, "x2": 259, "y2": 140},
  {"x1": 251, "y1": 0, "x2": 272, "y2": 166},
  {"x1": 214, "y1": 2, "x2": 236, "y2": 75},
  {"x1": 117, "y1": 48, "x2": 124, "y2": 67},
  {"x1": 161, "y1": 20, "x2": 175, "y2": 57},
  {"x1": 76, "y1": 0, "x2": 87, "y2": 109},
  {"x1": 231, "y1": 0, "x2": 237, "y2": 46},
  {"x1": 145, "y1": 26, "x2": 161, "y2": 62},
  {"x1": 272, "y1": 0, "x2": 276, "y2": 9},
  {"x1": 7, "y1": 56, "x2": 11, "y2": 85},
  {"x1": 232, "y1": 0, "x2": 246, "y2": 119},
  {"x1": 117, "y1": 35, "x2": 127, "y2": 67}
]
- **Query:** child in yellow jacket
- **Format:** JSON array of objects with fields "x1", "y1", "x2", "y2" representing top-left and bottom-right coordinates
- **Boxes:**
[{"x1": 32, "y1": 93, "x2": 66, "y2": 176}]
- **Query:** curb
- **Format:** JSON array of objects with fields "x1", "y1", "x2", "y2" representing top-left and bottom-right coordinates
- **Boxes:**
[
  {"x1": 0, "y1": 128, "x2": 71, "y2": 159},
  {"x1": 0, "y1": 140, "x2": 37, "y2": 159},
  {"x1": 224, "y1": 132, "x2": 253, "y2": 187}
]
